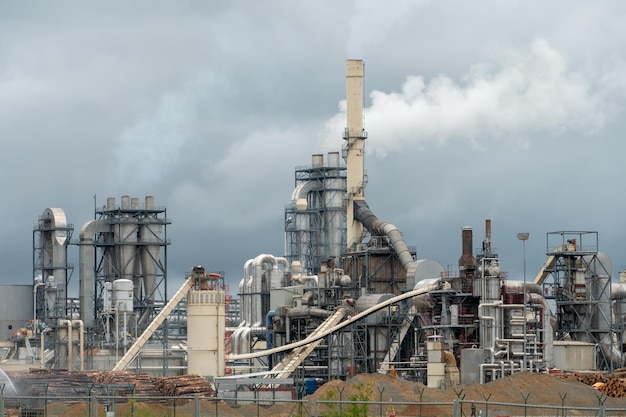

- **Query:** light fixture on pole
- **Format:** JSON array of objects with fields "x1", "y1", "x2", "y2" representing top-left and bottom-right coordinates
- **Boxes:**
[{"x1": 517, "y1": 232, "x2": 530, "y2": 371}]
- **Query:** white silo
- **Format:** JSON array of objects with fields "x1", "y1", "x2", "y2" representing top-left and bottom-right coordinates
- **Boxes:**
[{"x1": 186, "y1": 267, "x2": 226, "y2": 377}]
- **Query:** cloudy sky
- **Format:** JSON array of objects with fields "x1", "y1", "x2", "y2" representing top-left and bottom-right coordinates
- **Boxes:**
[{"x1": 2, "y1": 1, "x2": 626, "y2": 294}]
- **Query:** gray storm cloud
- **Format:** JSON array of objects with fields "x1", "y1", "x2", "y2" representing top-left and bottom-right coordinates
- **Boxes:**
[
  {"x1": 323, "y1": 39, "x2": 607, "y2": 156},
  {"x1": 111, "y1": 81, "x2": 201, "y2": 187},
  {"x1": 346, "y1": 0, "x2": 428, "y2": 56}
]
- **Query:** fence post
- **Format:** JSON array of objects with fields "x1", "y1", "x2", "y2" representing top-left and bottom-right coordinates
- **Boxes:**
[
  {"x1": 90, "y1": 391, "x2": 98, "y2": 417},
  {"x1": 377, "y1": 387, "x2": 385, "y2": 417},
  {"x1": 414, "y1": 386, "x2": 424, "y2": 417},
  {"x1": 43, "y1": 383, "x2": 48, "y2": 417},
  {"x1": 0, "y1": 383, "x2": 5, "y2": 417},
  {"x1": 452, "y1": 399, "x2": 461, "y2": 417},
  {"x1": 559, "y1": 392, "x2": 567, "y2": 417},
  {"x1": 195, "y1": 394, "x2": 200, "y2": 417},
  {"x1": 521, "y1": 392, "x2": 530, "y2": 417},
  {"x1": 214, "y1": 383, "x2": 219, "y2": 417},
  {"x1": 598, "y1": 405, "x2": 606, "y2": 417}
]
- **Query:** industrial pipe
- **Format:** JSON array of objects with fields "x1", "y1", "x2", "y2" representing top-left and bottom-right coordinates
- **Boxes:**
[
  {"x1": 229, "y1": 282, "x2": 441, "y2": 361},
  {"x1": 354, "y1": 200, "x2": 414, "y2": 269},
  {"x1": 58, "y1": 319, "x2": 72, "y2": 370},
  {"x1": 40, "y1": 327, "x2": 52, "y2": 367},
  {"x1": 75, "y1": 320, "x2": 84, "y2": 371}
]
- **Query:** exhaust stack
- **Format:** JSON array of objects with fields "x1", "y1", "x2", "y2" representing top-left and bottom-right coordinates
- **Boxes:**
[{"x1": 344, "y1": 59, "x2": 367, "y2": 249}]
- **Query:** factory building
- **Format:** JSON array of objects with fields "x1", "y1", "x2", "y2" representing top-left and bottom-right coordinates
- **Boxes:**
[{"x1": 0, "y1": 60, "x2": 623, "y2": 396}]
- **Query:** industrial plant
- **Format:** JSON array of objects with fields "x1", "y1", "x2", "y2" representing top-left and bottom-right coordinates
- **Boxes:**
[{"x1": 0, "y1": 60, "x2": 624, "y2": 400}]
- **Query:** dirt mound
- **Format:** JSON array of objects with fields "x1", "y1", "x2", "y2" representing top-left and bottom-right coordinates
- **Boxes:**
[{"x1": 309, "y1": 372, "x2": 626, "y2": 416}]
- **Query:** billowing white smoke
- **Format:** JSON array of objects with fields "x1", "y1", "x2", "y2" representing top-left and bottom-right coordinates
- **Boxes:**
[{"x1": 323, "y1": 39, "x2": 605, "y2": 156}]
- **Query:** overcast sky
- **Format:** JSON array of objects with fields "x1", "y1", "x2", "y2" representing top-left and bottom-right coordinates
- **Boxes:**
[{"x1": 2, "y1": 1, "x2": 626, "y2": 295}]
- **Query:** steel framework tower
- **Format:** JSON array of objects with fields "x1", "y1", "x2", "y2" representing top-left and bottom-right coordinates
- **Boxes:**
[{"x1": 33, "y1": 208, "x2": 75, "y2": 323}]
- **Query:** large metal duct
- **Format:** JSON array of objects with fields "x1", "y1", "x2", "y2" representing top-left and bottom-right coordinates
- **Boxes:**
[
  {"x1": 325, "y1": 151, "x2": 346, "y2": 262},
  {"x1": 289, "y1": 180, "x2": 316, "y2": 270},
  {"x1": 104, "y1": 198, "x2": 118, "y2": 281},
  {"x1": 584, "y1": 252, "x2": 623, "y2": 367},
  {"x1": 240, "y1": 255, "x2": 289, "y2": 327},
  {"x1": 140, "y1": 195, "x2": 162, "y2": 303},
  {"x1": 79, "y1": 219, "x2": 110, "y2": 327},
  {"x1": 131, "y1": 197, "x2": 143, "y2": 300},
  {"x1": 532, "y1": 293, "x2": 555, "y2": 368},
  {"x1": 251, "y1": 254, "x2": 277, "y2": 326},
  {"x1": 239, "y1": 259, "x2": 254, "y2": 326},
  {"x1": 117, "y1": 195, "x2": 138, "y2": 283},
  {"x1": 354, "y1": 200, "x2": 437, "y2": 289}
]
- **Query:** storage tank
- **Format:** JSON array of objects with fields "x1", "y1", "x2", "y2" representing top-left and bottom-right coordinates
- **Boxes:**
[{"x1": 112, "y1": 279, "x2": 134, "y2": 312}]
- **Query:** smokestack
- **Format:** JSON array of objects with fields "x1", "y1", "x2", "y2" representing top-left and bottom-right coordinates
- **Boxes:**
[
  {"x1": 345, "y1": 59, "x2": 367, "y2": 249},
  {"x1": 483, "y1": 219, "x2": 492, "y2": 255},
  {"x1": 459, "y1": 226, "x2": 476, "y2": 281}
]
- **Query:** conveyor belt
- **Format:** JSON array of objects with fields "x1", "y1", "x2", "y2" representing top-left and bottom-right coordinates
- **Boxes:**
[
  {"x1": 268, "y1": 308, "x2": 346, "y2": 379},
  {"x1": 112, "y1": 277, "x2": 195, "y2": 371}
]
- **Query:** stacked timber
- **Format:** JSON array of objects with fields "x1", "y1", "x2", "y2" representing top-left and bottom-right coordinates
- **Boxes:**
[
  {"x1": 155, "y1": 374, "x2": 215, "y2": 397},
  {"x1": 8, "y1": 370, "x2": 214, "y2": 404},
  {"x1": 9, "y1": 369, "x2": 95, "y2": 400},
  {"x1": 561, "y1": 371, "x2": 626, "y2": 398},
  {"x1": 90, "y1": 370, "x2": 162, "y2": 399}
]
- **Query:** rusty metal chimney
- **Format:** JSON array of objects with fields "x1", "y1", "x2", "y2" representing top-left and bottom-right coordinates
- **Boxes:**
[{"x1": 459, "y1": 226, "x2": 476, "y2": 288}]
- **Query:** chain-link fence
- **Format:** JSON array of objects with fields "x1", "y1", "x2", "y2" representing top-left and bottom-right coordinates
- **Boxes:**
[{"x1": 1, "y1": 391, "x2": 624, "y2": 417}]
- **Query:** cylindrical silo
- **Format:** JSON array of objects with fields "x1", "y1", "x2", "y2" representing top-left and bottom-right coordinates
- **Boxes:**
[{"x1": 187, "y1": 270, "x2": 226, "y2": 377}]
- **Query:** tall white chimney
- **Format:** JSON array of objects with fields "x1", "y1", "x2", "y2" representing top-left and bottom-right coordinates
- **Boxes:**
[{"x1": 344, "y1": 59, "x2": 367, "y2": 249}]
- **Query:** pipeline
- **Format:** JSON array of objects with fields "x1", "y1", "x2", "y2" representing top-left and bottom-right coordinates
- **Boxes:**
[
  {"x1": 354, "y1": 200, "x2": 414, "y2": 269},
  {"x1": 228, "y1": 282, "x2": 441, "y2": 361}
]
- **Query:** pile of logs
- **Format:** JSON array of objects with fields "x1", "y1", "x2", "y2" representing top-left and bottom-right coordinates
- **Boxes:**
[
  {"x1": 561, "y1": 370, "x2": 626, "y2": 398},
  {"x1": 9, "y1": 369, "x2": 215, "y2": 403},
  {"x1": 89, "y1": 370, "x2": 162, "y2": 398},
  {"x1": 156, "y1": 374, "x2": 215, "y2": 397},
  {"x1": 9, "y1": 368, "x2": 95, "y2": 399}
]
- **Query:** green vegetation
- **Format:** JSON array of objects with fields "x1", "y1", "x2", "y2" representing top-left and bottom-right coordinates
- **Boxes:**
[{"x1": 319, "y1": 382, "x2": 373, "y2": 417}]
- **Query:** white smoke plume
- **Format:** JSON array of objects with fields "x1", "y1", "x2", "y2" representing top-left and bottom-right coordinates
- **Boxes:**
[{"x1": 323, "y1": 39, "x2": 606, "y2": 156}]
